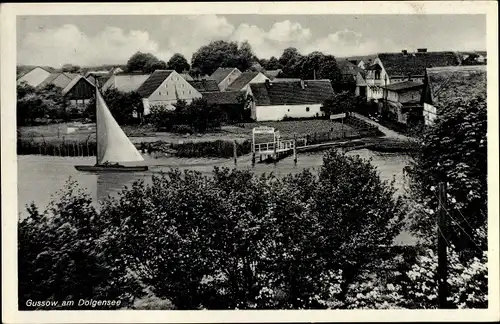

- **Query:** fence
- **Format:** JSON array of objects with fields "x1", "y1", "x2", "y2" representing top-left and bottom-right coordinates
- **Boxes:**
[
  {"x1": 17, "y1": 139, "x2": 97, "y2": 157},
  {"x1": 302, "y1": 116, "x2": 382, "y2": 146}
]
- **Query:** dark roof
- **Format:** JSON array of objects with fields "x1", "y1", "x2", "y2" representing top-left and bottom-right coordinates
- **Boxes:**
[
  {"x1": 203, "y1": 91, "x2": 244, "y2": 105},
  {"x1": 209, "y1": 67, "x2": 239, "y2": 84},
  {"x1": 226, "y1": 72, "x2": 260, "y2": 91},
  {"x1": 249, "y1": 80, "x2": 334, "y2": 106},
  {"x1": 381, "y1": 80, "x2": 424, "y2": 92},
  {"x1": 137, "y1": 70, "x2": 174, "y2": 98},
  {"x1": 378, "y1": 51, "x2": 460, "y2": 77},
  {"x1": 337, "y1": 60, "x2": 364, "y2": 76},
  {"x1": 426, "y1": 65, "x2": 486, "y2": 105},
  {"x1": 187, "y1": 79, "x2": 220, "y2": 93}
]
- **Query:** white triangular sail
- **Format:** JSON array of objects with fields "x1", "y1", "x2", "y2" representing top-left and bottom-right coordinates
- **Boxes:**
[{"x1": 96, "y1": 90, "x2": 144, "y2": 164}]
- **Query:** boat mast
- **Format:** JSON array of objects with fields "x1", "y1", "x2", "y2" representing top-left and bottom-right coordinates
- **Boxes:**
[{"x1": 94, "y1": 77, "x2": 99, "y2": 165}]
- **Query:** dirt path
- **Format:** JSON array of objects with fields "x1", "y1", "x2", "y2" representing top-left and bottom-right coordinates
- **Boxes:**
[{"x1": 352, "y1": 112, "x2": 416, "y2": 142}]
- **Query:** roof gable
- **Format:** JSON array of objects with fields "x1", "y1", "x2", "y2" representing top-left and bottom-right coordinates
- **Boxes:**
[
  {"x1": 250, "y1": 80, "x2": 334, "y2": 106},
  {"x1": 378, "y1": 51, "x2": 460, "y2": 77},
  {"x1": 137, "y1": 70, "x2": 174, "y2": 97},
  {"x1": 226, "y1": 72, "x2": 260, "y2": 91},
  {"x1": 426, "y1": 65, "x2": 486, "y2": 105},
  {"x1": 209, "y1": 67, "x2": 240, "y2": 84},
  {"x1": 61, "y1": 75, "x2": 95, "y2": 96}
]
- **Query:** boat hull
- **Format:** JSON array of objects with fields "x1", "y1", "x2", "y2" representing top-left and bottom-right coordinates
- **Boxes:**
[{"x1": 75, "y1": 165, "x2": 148, "y2": 172}]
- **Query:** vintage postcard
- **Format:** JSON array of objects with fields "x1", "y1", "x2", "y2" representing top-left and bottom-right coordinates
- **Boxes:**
[{"x1": 1, "y1": 1, "x2": 499, "y2": 323}]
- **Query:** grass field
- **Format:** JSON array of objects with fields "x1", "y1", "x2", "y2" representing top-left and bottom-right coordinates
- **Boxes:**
[{"x1": 18, "y1": 119, "x2": 358, "y2": 145}]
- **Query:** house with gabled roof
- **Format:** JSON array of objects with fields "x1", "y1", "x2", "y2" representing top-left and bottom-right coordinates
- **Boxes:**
[
  {"x1": 187, "y1": 79, "x2": 220, "y2": 93},
  {"x1": 380, "y1": 81, "x2": 424, "y2": 124},
  {"x1": 137, "y1": 70, "x2": 203, "y2": 114},
  {"x1": 247, "y1": 79, "x2": 334, "y2": 121},
  {"x1": 366, "y1": 49, "x2": 460, "y2": 101},
  {"x1": 208, "y1": 67, "x2": 242, "y2": 91},
  {"x1": 62, "y1": 75, "x2": 96, "y2": 108},
  {"x1": 338, "y1": 59, "x2": 367, "y2": 96},
  {"x1": 101, "y1": 73, "x2": 151, "y2": 93},
  {"x1": 225, "y1": 71, "x2": 269, "y2": 92},
  {"x1": 263, "y1": 69, "x2": 282, "y2": 80},
  {"x1": 421, "y1": 65, "x2": 486, "y2": 126},
  {"x1": 203, "y1": 91, "x2": 247, "y2": 122},
  {"x1": 17, "y1": 66, "x2": 52, "y2": 88}
]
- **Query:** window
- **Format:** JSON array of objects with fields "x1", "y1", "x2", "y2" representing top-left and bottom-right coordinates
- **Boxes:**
[
  {"x1": 288, "y1": 109, "x2": 290, "y2": 112},
  {"x1": 158, "y1": 91, "x2": 161, "y2": 95},
  {"x1": 182, "y1": 91, "x2": 185, "y2": 95},
  {"x1": 189, "y1": 90, "x2": 191, "y2": 94},
  {"x1": 306, "y1": 107, "x2": 310, "y2": 112},
  {"x1": 375, "y1": 71, "x2": 381, "y2": 80}
]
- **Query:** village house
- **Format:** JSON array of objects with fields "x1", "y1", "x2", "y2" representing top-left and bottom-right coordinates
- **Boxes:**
[
  {"x1": 421, "y1": 65, "x2": 486, "y2": 126},
  {"x1": 101, "y1": 73, "x2": 151, "y2": 93},
  {"x1": 225, "y1": 71, "x2": 269, "y2": 92},
  {"x1": 338, "y1": 59, "x2": 367, "y2": 96},
  {"x1": 459, "y1": 51, "x2": 487, "y2": 65},
  {"x1": 187, "y1": 79, "x2": 221, "y2": 93},
  {"x1": 365, "y1": 49, "x2": 460, "y2": 102},
  {"x1": 380, "y1": 81, "x2": 424, "y2": 124},
  {"x1": 202, "y1": 91, "x2": 247, "y2": 122},
  {"x1": 208, "y1": 67, "x2": 242, "y2": 91},
  {"x1": 61, "y1": 75, "x2": 96, "y2": 108},
  {"x1": 247, "y1": 79, "x2": 334, "y2": 121},
  {"x1": 137, "y1": 70, "x2": 203, "y2": 115},
  {"x1": 17, "y1": 66, "x2": 52, "y2": 88},
  {"x1": 36, "y1": 72, "x2": 79, "y2": 90}
]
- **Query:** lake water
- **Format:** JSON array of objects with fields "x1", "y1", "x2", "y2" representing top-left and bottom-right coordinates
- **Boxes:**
[{"x1": 17, "y1": 149, "x2": 415, "y2": 244}]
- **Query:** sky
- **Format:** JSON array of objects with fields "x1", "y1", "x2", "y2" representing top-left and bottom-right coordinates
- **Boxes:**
[{"x1": 16, "y1": 14, "x2": 486, "y2": 68}]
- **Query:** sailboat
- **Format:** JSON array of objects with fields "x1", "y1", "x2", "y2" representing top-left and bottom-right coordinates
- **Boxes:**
[{"x1": 75, "y1": 86, "x2": 148, "y2": 172}]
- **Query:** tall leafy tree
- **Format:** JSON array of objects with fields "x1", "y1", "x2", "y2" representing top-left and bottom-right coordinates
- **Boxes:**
[
  {"x1": 167, "y1": 53, "x2": 191, "y2": 73},
  {"x1": 406, "y1": 96, "x2": 487, "y2": 255},
  {"x1": 126, "y1": 52, "x2": 164, "y2": 73},
  {"x1": 191, "y1": 40, "x2": 255, "y2": 76}
]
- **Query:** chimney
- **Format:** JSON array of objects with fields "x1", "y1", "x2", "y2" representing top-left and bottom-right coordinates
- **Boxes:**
[
  {"x1": 300, "y1": 79, "x2": 305, "y2": 89},
  {"x1": 402, "y1": 49, "x2": 408, "y2": 55},
  {"x1": 417, "y1": 48, "x2": 427, "y2": 53}
]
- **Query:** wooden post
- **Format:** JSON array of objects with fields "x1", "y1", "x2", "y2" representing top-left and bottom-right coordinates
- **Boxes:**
[
  {"x1": 73, "y1": 143, "x2": 77, "y2": 157},
  {"x1": 38, "y1": 144, "x2": 42, "y2": 155},
  {"x1": 293, "y1": 136, "x2": 297, "y2": 165},
  {"x1": 438, "y1": 182, "x2": 449, "y2": 309},
  {"x1": 273, "y1": 134, "x2": 277, "y2": 164},
  {"x1": 233, "y1": 140, "x2": 238, "y2": 165}
]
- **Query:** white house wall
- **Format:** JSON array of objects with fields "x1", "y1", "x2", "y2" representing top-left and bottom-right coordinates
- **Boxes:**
[
  {"x1": 254, "y1": 104, "x2": 323, "y2": 121},
  {"x1": 423, "y1": 102, "x2": 437, "y2": 126},
  {"x1": 144, "y1": 71, "x2": 202, "y2": 115},
  {"x1": 18, "y1": 67, "x2": 51, "y2": 88}
]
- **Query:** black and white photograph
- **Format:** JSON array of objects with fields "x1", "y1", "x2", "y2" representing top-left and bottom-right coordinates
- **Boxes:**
[{"x1": 1, "y1": 1, "x2": 498, "y2": 323}]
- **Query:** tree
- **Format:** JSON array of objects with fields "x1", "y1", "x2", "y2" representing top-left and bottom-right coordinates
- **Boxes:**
[
  {"x1": 167, "y1": 53, "x2": 190, "y2": 73},
  {"x1": 191, "y1": 40, "x2": 254, "y2": 76},
  {"x1": 62, "y1": 64, "x2": 80, "y2": 73},
  {"x1": 278, "y1": 47, "x2": 302, "y2": 77},
  {"x1": 406, "y1": 96, "x2": 487, "y2": 255},
  {"x1": 100, "y1": 89, "x2": 143, "y2": 124},
  {"x1": 126, "y1": 52, "x2": 164, "y2": 73},
  {"x1": 18, "y1": 181, "x2": 142, "y2": 310},
  {"x1": 98, "y1": 149, "x2": 404, "y2": 309},
  {"x1": 143, "y1": 59, "x2": 167, "y2": 73},
  {"x1": 261, "y1": 56, "x2": 282, "y2": 70}
]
